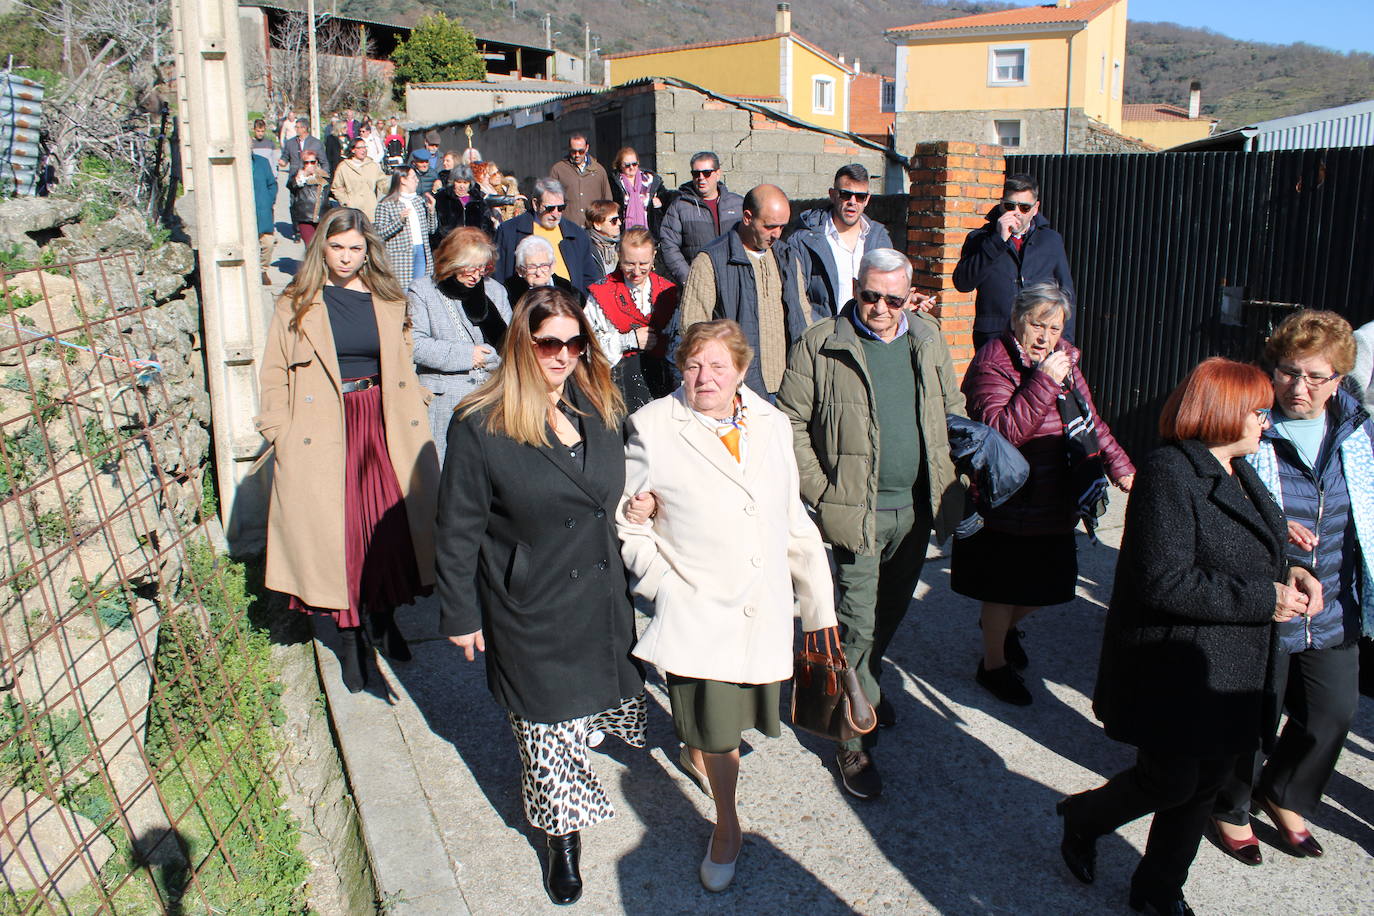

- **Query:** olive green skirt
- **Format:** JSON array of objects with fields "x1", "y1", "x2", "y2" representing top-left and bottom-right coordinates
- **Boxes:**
[{"x1": 665, "y1": 674, "x2": 782, "y2": 754}]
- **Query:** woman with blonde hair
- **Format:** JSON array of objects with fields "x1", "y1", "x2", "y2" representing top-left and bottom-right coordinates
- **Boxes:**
[
  {"x1": 408, "y1": 227, "x2": 511, "y2": 462},
  {"x1": 256, "y1": 207, "x2": 439, "y2": 693},
  {"x1": 435, "y1": 287, "x2": 645, "y2": 906}
]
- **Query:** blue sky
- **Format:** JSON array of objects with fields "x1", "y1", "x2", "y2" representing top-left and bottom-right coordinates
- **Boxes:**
[{"x1": 1127, "y1": 0, "x2": 1374, "y2": 54}]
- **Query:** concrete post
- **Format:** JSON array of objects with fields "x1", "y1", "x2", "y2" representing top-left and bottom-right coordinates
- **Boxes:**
[
  {"x1": 905, "y1": 140, "x2": 1005, "y2": 376},
  {"x1": 170, "y1": 0, "x2": 269, "y2": 554}
]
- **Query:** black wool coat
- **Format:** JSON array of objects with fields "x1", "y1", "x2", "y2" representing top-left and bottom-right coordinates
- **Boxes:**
[
  {"x1": 1093, "y1": 439, "x2": 1285, "y2": 759},
  {"x1": 435, "y1": 380, "x2": 643, "y2": 724}
]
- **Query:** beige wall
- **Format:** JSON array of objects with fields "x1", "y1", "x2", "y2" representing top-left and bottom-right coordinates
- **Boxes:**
[
  {"x1": 607, "y1": 37, "x2": 784, "y2": 102},
  {"x1": 787, "y1": 40, "x2": 850, "y2": 132},
  {"x1": 1122, "y1": 118, "x2": 1215, "y2": 150}
]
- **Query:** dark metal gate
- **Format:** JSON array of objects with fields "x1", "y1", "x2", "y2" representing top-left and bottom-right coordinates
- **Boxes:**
[{"x1": 1006, "y1": 148, "x2": 1374, "y2": 458}]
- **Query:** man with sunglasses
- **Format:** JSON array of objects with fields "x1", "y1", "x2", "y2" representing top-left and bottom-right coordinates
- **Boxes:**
[
  {"x1": 494, "y1": 178, "x2": 603, "y2": 297},
  {"x1": 660, "y1": 151, "x2": 745, "y2": 285},
  {"x1": 787, "y1": 164, "x2": 895, "y2": 320},
  {"x1": 953, "y1": 173, "x2": 1075, "y2": 350},
  {"x1": 777, "y1": 247, "x2": 966, "y2": 801},
  {"x1": 548, "y1": 132, "x2": 613, "y2": 228}
]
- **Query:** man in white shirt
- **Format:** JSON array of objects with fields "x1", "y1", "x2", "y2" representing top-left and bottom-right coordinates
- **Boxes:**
[{"x1": 787, "y1": 164, "x2": 896, "y2": 320}]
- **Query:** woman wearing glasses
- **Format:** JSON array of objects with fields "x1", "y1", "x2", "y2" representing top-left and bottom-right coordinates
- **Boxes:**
[
  {"x1": 608, "y1": 147, "x2": 663, "y2": 234},
  {"x1": 408, "y1": 227, "x2": 511, "y2": 463},
  {"x1": 951, "y1": 282, "x2": 1134, "y2": 706},
  {"x1": 503, "y1": 236, "x2": 585, "y2": 310},
  {"x1": 435, "y1": 287, "x2": 645, "y2": 906},
  {"x1": 1209, "y1": 309, "x2": 1373, "y2": 865},
  {"x1": 1059, "y1": 357, "x2": 1319, "y2": 916},
  {"x1": 584, "y1": 199, "x2": 622, "y2": 278},
  {"x1": 288, "y1": 152, "x2": 332, "y2": 246}
]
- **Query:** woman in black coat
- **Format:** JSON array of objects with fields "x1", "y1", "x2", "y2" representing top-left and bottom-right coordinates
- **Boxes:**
[
  {"x1": 1054, "y1": 357, "x2": 1322, "y2": 916},
  {"x1": 435, "y1": 287, "x2": 645, "y2": 907}
]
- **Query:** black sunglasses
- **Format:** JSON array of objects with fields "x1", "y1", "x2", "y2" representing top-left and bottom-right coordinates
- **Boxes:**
[
  {"x1": 1002, "y1": 200, "x2": 1035, "y2": 213},
  {"x1": 532, "y1": 334, "x2": 588, "y2": 358},
  {"x1": 541, "y1": 203, "x2": 567, "y2": 214},
  {"x1": 690, "y1": 168, "x2": 717, "y2": 178},
  {"x1": 834, "y1": 188, "x2": 870, "y2": 203},
  {"x1": 858, "y1": 289, "x2": 907, "y2": 309},
  {"x1": 620, "y1": 161, "x2": 639, "y2": 169}
]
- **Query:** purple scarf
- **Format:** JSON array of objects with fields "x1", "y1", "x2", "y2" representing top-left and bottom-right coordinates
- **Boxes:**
[{"x1": 620, "y1": 172, "x2": 650, "y2": 229}]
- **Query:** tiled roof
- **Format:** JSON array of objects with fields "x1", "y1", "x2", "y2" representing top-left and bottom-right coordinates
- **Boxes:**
[
  {"x1": 603, "y1": 32, "x2": 851, "y2": 73},
  {"x1": 1122, "y1": 103, "x2": 1196, "y2": 122},
  {"x1": 888, "y1": 0, "x2": 1118, "y2": 35}
]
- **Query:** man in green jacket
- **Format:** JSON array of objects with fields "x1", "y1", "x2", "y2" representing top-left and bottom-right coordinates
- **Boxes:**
[{"x1": 777, "y1": 248, "x2": 966, "y2": 800}]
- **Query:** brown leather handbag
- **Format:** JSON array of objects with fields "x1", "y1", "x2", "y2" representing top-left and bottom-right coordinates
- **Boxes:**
[{"x1": 790, "y1": 626, "x2": 877, "y2": 742}]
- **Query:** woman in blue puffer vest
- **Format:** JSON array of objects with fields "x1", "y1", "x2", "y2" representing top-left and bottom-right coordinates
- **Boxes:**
[{"x1": 1211, "y1": 310, "x2": 1374, "y2": 865}]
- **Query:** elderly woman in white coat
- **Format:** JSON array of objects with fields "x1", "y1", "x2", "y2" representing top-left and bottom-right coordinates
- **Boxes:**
[
  {"x1": 409, "y1": 227, "x2": 511, "y2": 462},
  {"x1": 616, "y1": 318, "x2": 836, "y2": 893}
]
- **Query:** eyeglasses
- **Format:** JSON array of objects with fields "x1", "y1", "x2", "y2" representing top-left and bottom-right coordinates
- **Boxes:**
[
  {"x1": 453, "y1": 265, "x2": 485, "y2": 278},
  {"x1": 690, "y1": 169, "x2": 717, "y2": 178},
  {"x1": 620, "y1": 161, "x2": 639, "y2": 169},
  {"x1": 532, "y1": 334, "x2": 588, "y2": 358},
  {"x1": 1002, "y1": 200, "x2": 1035, "y2": 213},
  {"x1": 570, "y1": 147, "x2": 587, "y2": 157},
  {"x1": 858, "y1": 289, "x2": 907, "y2": 309},
  {"x1": 541, "y1": 204, "x2": 567, "y2": 214},
  {"x1": 834, "y1": 189, "x2": 870, "y2": 203},
  {"x1": 520, "y1": 261, "x2": 555, "y2": 273},
  {"x1": 1274, "y1": 365, "x2": 1339, "y2": 388},
  {"x1": 1253, "y1": 407, "x2": 1272, "y2": 423}
]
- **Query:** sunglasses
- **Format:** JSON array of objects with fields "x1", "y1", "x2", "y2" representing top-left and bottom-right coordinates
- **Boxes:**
[
  {"x1": 620, "y1": 161, "x2": 639, "y2": 169},
  {"x1": 532, "y1": 334, "x2": 588, "y2": 358},
  {"x1": 608, "y1": 216, "x2": 623, "y2": 225},
  {"x1": 1002, "y1": 200, "x2": 1036, "y2": 213},
  {"x1": 858, "y1": 289, "x2": 907, "y2": 309},
  {"x1": 690, "y1": 169, "x2": 716, "y2": 178},
  {"x1": 541, "y1": 204, "x2": 567, "y2": 214},
  {"x1": 834, "y1": 189, "x2": 870, "y2": 203}
]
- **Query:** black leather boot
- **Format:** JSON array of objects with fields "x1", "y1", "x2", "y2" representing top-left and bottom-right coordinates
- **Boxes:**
[
  {"x1": 370, "y1": 609, "x2": 412, "y2": 663},
  {"x1": 544, "y1": 831, "x2": 582, "y2": 905},
  {"x1": 338, "y1": 627, "x2": 368, "y2": 693}
]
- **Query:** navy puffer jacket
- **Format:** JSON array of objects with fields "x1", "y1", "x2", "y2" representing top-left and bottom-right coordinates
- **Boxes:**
[{"x1": 1257, "y1": 388, "x2": 1372, "y2": 654}]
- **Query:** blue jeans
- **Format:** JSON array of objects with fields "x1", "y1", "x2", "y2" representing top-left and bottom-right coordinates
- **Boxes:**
[{"x1": 412, "y1": 243, "x2": 427, "y2": 281}]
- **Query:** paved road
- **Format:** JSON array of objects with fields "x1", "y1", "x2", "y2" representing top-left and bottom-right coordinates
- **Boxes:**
[{"x1": 314, "y1": 496, "x2": 1374, "y2": 915}]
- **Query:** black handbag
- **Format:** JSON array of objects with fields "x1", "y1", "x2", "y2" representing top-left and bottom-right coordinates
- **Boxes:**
[{"x1": 790, "y1": 627, "x2": 877, "y2": 742}]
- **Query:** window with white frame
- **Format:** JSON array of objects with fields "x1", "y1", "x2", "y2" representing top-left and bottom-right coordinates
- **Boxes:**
[
  {"x1": 993, "y1": 119, "x2": 1022, "y2": 148},
  {"x1": 988, "y1": 46, "x2": 1028, "y2": 86},
  {"x1": 812, "y1": 76, "x2": 835, "y2": 114}
]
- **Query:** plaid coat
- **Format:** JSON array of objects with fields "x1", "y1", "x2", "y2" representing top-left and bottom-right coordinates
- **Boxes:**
[{"x1": 374, "y1": 196, "x2": 437, "y2": 288}]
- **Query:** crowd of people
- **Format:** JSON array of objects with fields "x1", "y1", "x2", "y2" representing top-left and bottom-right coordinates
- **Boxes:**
[{"x1": 253, "y1": 128, "x2": 1371, "y2": 913}]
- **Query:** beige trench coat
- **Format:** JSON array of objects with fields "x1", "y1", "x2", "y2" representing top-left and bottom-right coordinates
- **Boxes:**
[
  {"x1": 330, "y1": 157, "x2": 387, "y2": 220},
  {"x1": 254, "y1": 290, "x2": 439, "y2": 610}
]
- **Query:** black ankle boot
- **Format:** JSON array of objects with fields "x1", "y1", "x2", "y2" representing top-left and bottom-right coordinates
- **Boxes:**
[
  {"x1": 370, "y1": 610, "x2": 412, "y2": 663},
  {"x1": 1055, "y1": 798, "x2": 1097, "y2": 885},
  {"x1": 544, "y1": 831, "x2": 582, "y2": 905},
  {"x1": 338, "y1": 627, "x2": 368, "y2": 693}
]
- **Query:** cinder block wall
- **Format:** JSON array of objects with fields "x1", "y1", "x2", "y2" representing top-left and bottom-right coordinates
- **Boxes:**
[{"x1": 905, "y1": 140, "x2": 1007, "y2": 374}]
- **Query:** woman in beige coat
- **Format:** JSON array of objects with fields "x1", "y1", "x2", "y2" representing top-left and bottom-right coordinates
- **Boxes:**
[
  {"x1": 330, "y1": 137, "x2": 388, "y2": 220},
  {"x1": 256, "y1": 207, "x2": 440, "y2": 692},
  {"x1": 615, "y1": 319, "x2": 836, "y2": 893}
]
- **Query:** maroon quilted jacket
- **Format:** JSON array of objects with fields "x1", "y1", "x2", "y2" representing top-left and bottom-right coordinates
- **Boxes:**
[{"x1": 962, "y1": 332, "x2": 1134, "y2": 536}]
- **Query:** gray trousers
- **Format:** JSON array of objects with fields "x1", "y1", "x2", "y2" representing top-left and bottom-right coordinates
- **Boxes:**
[{"x1": 832, "y1": 504, "x2": 931, "y2": 752}]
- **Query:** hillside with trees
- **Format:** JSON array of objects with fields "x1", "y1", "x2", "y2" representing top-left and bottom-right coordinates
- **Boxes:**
[{"x1": 334, "y1": 0, "x2": 1372, "y2": 130}]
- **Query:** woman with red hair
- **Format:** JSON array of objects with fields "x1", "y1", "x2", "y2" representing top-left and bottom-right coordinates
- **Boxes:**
[{"x1": 1054, "y1": 357, "x2": 1322, "y2": 916}]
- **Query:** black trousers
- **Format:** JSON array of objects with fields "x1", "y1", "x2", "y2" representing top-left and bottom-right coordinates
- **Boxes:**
[
  {"x1": 1214, "y1": 641, "x2": 1359, "y2": 823},
  {"x1": 1065, "y1": 748, "x2": 1236, "y2": 896}
]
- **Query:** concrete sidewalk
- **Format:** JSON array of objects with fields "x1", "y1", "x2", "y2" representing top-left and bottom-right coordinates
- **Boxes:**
[{"x1": 314, "y1": 497, "x2": 1374, "y2": 915}]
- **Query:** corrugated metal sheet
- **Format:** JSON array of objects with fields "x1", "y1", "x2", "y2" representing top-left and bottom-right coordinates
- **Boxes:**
[
  {"x1": 1006, "y1": 148, "x2": 1374, "y2": 458},
  {"x1": 0, "y1": 72, "x2": 43, "y2": 196},
  {"x1": 1253, "y1": 102, "x2": 1374, "y2": 152}
]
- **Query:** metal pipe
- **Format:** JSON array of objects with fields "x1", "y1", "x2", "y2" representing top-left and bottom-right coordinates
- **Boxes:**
[{"x1": 1063, "y1": 34, "x2": 1073, "y2": 154}]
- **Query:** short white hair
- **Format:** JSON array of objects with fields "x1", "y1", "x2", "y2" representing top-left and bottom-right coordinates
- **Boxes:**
[
  {"x1": 857, "y1": 248, "x2": 912, "y2": 288},
  {"x1": 514, "y1": 235, "x2": 555, "y2": 267}
]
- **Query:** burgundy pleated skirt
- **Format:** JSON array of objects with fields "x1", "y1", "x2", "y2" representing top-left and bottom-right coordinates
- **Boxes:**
[{"x1": 289, "y1": 382, "x2": 425, "y2": 629}]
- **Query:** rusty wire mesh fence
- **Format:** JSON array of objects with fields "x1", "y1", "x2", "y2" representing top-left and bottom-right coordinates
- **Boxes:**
[{"x1": 0, "y1": 253, "x2": 307, "y2": 914}]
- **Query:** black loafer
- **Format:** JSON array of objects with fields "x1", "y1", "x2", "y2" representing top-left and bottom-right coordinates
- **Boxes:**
[
  {"x1": 977, "y1": 660, "x2": 1032, "y2": 706},
  {"x1": 544, "y1": 831, "x2": 582, "y2": 905},
  {"x1": 1055, "y1": 799, "x2": 1096, "y2": 885},
  {"x1": 1129, "y1": 885, "x2": 1195, "y2": 915}
]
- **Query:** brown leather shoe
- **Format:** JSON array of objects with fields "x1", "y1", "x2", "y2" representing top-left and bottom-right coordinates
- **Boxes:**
[{"x1": 836, "y1": 749, "x2": 882, "y2": 800}]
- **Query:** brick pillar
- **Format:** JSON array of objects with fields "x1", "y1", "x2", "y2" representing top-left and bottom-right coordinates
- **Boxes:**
[{"x1": 905, "y1": 141, "x2": 1006, "y2": 376}]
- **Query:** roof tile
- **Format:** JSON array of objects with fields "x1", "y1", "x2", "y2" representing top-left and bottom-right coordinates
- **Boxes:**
[{"x1": 889, "y1": 0, "x2": 1119, "y2": 35}]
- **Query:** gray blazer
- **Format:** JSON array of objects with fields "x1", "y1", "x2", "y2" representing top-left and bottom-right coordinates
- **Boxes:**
[{"x1": 409, "y1": 275, "x2": 511, "y2": 462}]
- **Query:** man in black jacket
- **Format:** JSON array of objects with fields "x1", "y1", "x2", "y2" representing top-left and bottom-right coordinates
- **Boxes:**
[
  {"x1": 953, "y1": 173, "x2": 1075, "y2": 349},
  {"x1": 493, "y1": 178, "x2": 603, "y2": 296},
  {"x1": 659, "y1": 151, "x2": 744, "y2": 285}
]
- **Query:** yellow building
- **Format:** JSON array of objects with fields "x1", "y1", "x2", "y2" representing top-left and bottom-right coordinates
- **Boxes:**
[
  {"x1": 603, "y1": 4, "x2": 853, "y2": 133},
  {"x1": 1121, "y1": 101, "x2": 1218, "y2": 149},
  {"x1": 885, "y1": 0, "x2": 1132, "y2": 154}
]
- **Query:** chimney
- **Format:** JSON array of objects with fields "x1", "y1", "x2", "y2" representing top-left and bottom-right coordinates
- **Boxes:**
[
  {"x1": 775, "y1": 2, "x2": 791, "y2": 34},
  {"x1": 1188, "y1": 81, "x2": 1202, "y2": 119},
  {"x1": 853, "y1": 56, "x2": 862, "y2": 73},
  {"x1": 1056, "y1": 0, "x2": 1073, "y2": 7},
  {"x1": 838, "y1": 54, "x2": 846, "y2": 66}
]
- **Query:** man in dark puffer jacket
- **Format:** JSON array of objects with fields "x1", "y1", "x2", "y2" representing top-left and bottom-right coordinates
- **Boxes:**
[{"x1": 659, "y1": 151, "x2": 744, "y2": 285}]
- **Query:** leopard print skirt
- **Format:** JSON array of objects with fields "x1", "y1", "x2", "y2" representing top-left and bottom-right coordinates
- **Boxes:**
[{"x1": 508, "y1": 693, "x2": 648, "y2": 835}]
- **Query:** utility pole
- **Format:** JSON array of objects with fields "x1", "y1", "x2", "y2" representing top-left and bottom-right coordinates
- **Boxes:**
[
  {"x1": 306, "y1": 0, "x2": 320, "y2": 136},
  {"x1": 583, "y1": 23, "x2": 590, "y2": 80},
  {"x1": 544, "y1": 14, "x2": 552, "y2": 49},
  {"x1": 169, "y1": 0, "x2": 269, "y2": 552}
]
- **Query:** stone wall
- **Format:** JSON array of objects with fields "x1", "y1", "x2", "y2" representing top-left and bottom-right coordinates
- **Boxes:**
[{"x1": 896, "y1": 108, "x2": 1152, "y2": 157}]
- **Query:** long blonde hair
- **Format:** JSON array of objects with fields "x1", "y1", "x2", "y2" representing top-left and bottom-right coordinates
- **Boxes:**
[
  {"x1": 283, "y1": 208, "x2": 405, "y2": 330},
  {"x1": 457, "y1": 287, "x2": 623, "y2": 446}
]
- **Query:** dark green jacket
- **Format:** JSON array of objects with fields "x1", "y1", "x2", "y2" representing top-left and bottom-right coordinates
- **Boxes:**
[{"x1": 777, "y1": 304, "x2": 967, "y2": 554}]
